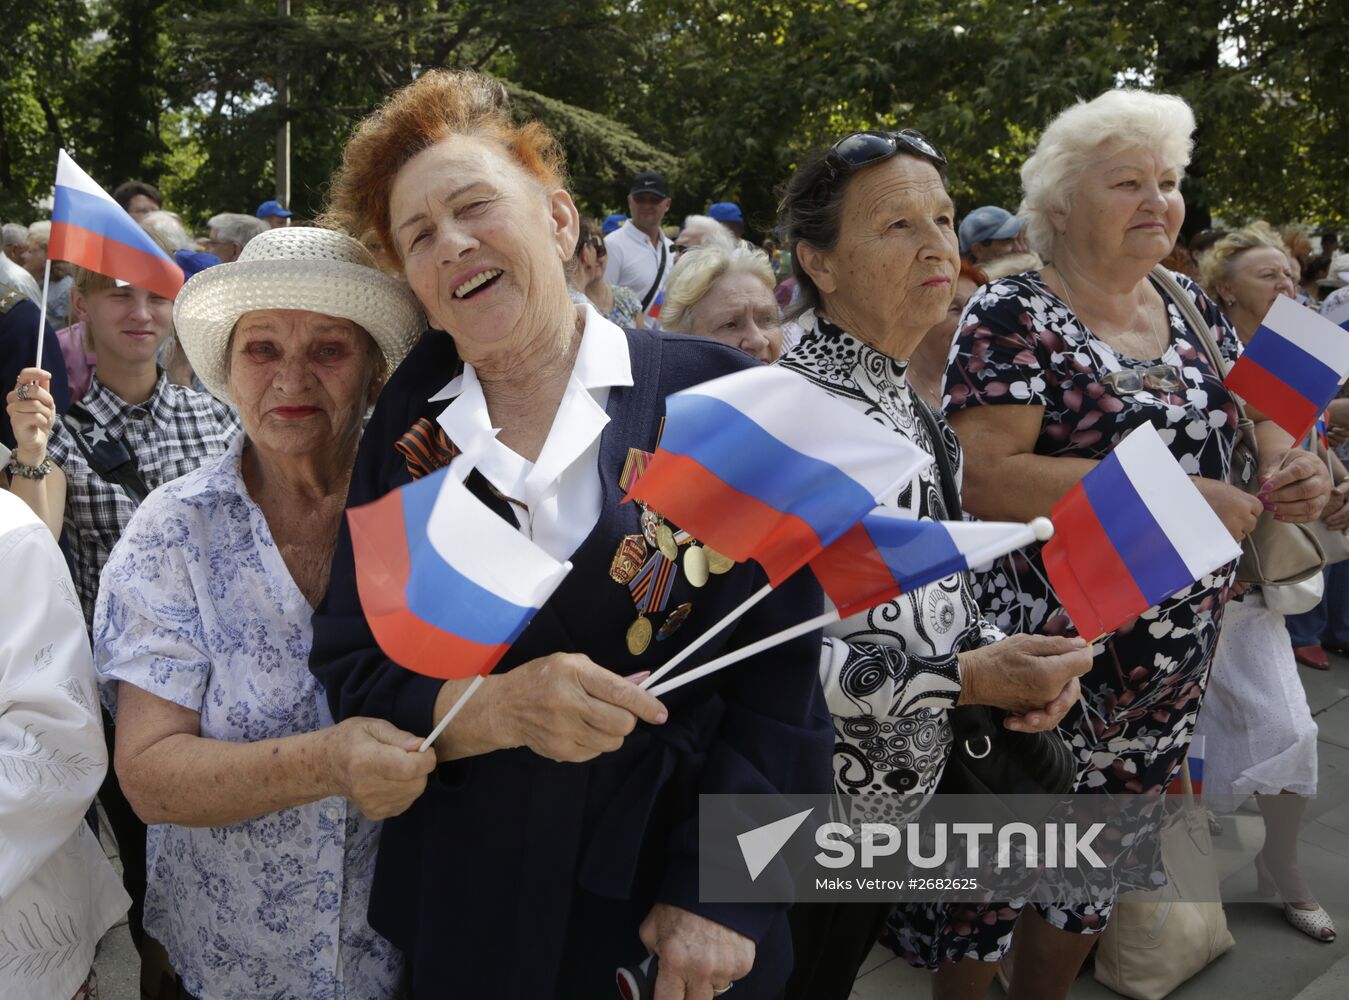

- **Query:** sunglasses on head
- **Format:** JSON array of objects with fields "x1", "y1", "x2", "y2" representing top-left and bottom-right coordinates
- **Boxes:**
[{"x1": 827, "y1": 129, "x2": 947, "y2": 175}]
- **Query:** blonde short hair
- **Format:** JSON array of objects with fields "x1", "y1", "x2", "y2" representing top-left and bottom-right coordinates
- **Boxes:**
[
  {"x1": 1197, "y1": 221, "x2": 1288, "y2": 303},
  {"x1": 1020, "y1": 89, "x2": 1196, "y2": 260},
  {"x1": 662, "y1": 230, "x2": 776, "y2": 333}
]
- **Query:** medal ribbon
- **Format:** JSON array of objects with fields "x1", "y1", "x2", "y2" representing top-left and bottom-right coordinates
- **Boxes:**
[{"x1": 629, "y1": 552, "x2": 676, "y2": 613}]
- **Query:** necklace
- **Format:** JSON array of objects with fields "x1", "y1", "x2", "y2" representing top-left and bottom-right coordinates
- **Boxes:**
[{"x1": 1053, "y1": 268, "x2": 1169, "y2": 361}]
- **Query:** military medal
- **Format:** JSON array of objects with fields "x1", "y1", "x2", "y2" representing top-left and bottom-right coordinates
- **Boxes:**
[
  {"x1": 657, "y1": 602, "x2": 693, "y2": 641},
  {"x1": 609, "y1": 534, "x2": 648, "y2": 585},
  {"x1": 640, "y1": 508, "x2": 663, "y2": 548},
  {"x1": 619, "y1": 447, "x2": 654, "y2": 493},
  {"x1": 626, "y1": 615, "x2": 654, "y2": 655},
  {"x1": 705, "y1": 547, "x2": 734, "y2": 575},
  {"x1": 683, "y1": 544, "x2": 710, "y2": 588},
  {"x1": 656, "y1": 523, "x2": 679, "y2": 561}
]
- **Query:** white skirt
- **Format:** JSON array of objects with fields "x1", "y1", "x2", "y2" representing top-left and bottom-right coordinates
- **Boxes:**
[{"x1": 1194, "y1": 592, "x2": 1319, "y2": 812}]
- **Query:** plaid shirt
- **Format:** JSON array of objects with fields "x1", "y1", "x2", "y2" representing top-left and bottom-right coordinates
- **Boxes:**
[{"x1": 47, "y1": 372, "x2": 241, "y2": 628}]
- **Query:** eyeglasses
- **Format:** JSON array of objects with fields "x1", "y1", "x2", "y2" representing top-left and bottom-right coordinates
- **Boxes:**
[
  {"x1": 1100, "y1": 364, "x2": 1184, "y2": 396},
  {"x1": 827, "y1": 129, "x2": 947, "y2": 175},
  {"x1": 673, "y1": 243, "x2": 692, "y2": 256}
]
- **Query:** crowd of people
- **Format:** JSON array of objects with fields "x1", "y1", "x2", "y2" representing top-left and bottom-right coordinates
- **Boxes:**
[{"x1": 2, "y1": 71, "x2": 1347, "y2": 1000}]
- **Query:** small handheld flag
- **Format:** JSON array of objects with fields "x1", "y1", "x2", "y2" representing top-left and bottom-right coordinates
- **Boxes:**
[
  {"x1": 1043, "y1": 423, "x2": 1241, "y2": 640},
  {"x1": 348, "y1": 466, "x2": 571, "y2": 682},
  {"x1": 626, "y1": 366, "x2": 931, "y2": 586},
  {"x1": 810, "y1": 509, "x2": 1055, "y2": 619},
  {"x1": 49, "y1": 150, "x2": 185, "y2": 303},
  {"x1": 1224, "y1": 295, "x2": 1349, "y2": 442}
]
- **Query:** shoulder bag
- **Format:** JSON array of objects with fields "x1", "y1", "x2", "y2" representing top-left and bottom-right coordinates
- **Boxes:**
[
  {"x1": 1150, "y1": 266, "x2": 1324, "y2": 587},
  {"x1": 61, "y1": 403, "x2": 152, "y2": 506},
  {"x1": 640, "y1": 239, "x2": 669, "y2": 314},
  {"x1": 910, "y1": 396, "x2": 1077, "y2": 799},
  {"x1": 1094, "y1": 765, "x2": 1235, "y2": 999}
]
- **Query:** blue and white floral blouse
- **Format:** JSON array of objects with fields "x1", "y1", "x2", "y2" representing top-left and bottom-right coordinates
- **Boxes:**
[{"x1": 92, "y1": 436, "x2": 402, "y2": 1000}]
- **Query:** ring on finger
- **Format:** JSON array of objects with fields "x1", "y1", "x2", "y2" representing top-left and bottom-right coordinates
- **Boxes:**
[
  {"x1": 713, "y1": 984, "x2": 734, "y2": 995},
  {"x1": 16, "y1": 383, "x2": 31, "y2": 401}
]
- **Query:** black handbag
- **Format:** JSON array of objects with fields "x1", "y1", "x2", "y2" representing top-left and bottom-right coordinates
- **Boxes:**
[{"x1": 910, "y1": 396, "x2": 1077, "y2": 798}]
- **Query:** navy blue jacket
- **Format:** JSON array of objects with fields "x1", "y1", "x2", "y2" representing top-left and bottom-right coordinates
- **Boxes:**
[
  {"x1": 1, "y1": 295, "x2": 70, "y2": 450},
  {"x1": 311, "y1": 327, "x2": 833, "y2": 999}
]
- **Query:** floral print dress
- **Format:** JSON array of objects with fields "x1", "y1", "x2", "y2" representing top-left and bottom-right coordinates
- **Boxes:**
[{"x1": 887, "y1": 270, "x2": 1243, "y2": 967}]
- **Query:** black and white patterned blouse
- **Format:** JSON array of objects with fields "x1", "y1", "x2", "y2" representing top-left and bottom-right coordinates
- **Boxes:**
[
  {"x1": 778, "y1": 310, "x2": 1002, "y2": 804},
  {"x1": 46, "y1": 372, "x2": 241, "y2": 628}
]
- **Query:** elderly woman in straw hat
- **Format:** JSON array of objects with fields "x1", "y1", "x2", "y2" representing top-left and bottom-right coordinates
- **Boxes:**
[
  {"x1": 91, "y1": 227, "x2": 436, "y2": 1000},
  {"x1": 311, "y1": 69, "x2": 832, "y2": 999}
]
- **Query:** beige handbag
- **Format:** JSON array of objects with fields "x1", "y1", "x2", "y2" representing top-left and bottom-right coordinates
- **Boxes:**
[
  {"x1": 1094, "y1": 768, "x2": 1234, "y2": 999},
  {"x1": 1150, "y1": 266, "x2": 1325, "y2": 587},
  {"x1": 1305, "y1": 434, "x2": 1349, "y2": 563}
]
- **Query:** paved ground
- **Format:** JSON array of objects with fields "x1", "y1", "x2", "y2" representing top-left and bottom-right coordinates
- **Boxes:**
[{"x1": 91, "y1": 659, "x2": 1349, "y2": 1000}]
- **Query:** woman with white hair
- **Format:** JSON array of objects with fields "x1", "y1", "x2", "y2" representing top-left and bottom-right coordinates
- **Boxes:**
[
  {"x1": 889, "y1": 89, "x2": 1331, "y2": 999},
  {"x1": 91, "y1": 227, "x2": 437, "y2": 999},
  {"x1": 662, "y1": 229, "x2": 783, "y2": 363}
]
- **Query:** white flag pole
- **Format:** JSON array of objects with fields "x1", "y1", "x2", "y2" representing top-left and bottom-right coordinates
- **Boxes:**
[
  {"x1": 418, "y1": 674, "x2": 485, "y2": 754},
  {"x1": 34, "y1": 259, "x2": 52, "y2": 369},
  {"x1": 649, "y1": 610, "x2": 841, "y2": 697},
  {"x1": 639, "y1": 466, "x2": 929, "y2": 692}
]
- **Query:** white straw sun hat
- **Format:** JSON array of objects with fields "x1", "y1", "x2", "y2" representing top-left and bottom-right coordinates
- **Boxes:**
[{"x1": 173, "y1": 226, "x2": 425, "y2": 403}]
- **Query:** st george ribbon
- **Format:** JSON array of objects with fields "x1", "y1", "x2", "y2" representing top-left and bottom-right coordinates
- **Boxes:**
[
  {"x1": 1225, "y1": 294, "x2": 1349, "y2": 442},
  {"x1": 1042, "y1": 422, "x2": 1242, "y2": 641},
  {"x1": 348, "y1": 466, "x2": 572, "y2": 751},
  {"x1": 626, "y1": 365, "x2": 933, "y2": 689}
]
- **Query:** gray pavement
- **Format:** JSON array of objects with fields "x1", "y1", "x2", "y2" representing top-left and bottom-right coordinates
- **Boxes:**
[{"x1": 91, "y1": 661, "x2": 1349, "y2": 1000}]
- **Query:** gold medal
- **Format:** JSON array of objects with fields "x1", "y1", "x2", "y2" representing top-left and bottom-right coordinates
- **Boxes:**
[
  {"x1": 683, "y1": 545, "x2": 710, "y2": 588},
  {"x1": 626, "y1": 614, "x2": 653, "y2": 655},
  {"x1": 705, "y1": 547, "x2": 734, "y2": 575},
  {"x1": 656, "y1": 523, "x2": 679, "y2": 561},
  {"x1": 658, "y1": 602, "x2": 694, "y2": 640},
  {"x1": 609, "y1": 534, "x2": 648, "y2": 585}
]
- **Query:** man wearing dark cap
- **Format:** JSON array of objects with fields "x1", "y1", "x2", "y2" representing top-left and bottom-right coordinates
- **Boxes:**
[
  {"x1": 604, "y1": 171, "x2": 674, "y2": 326},
  {"x1": 958, "y1": 205, "x2": 1025, "y2": 266},
  {"x1": 256, "y1": 199, "x2": 294, "y2": 229}
]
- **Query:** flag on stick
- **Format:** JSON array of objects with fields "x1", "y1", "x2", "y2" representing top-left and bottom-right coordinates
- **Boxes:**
[
  {"x1": 811, "y1": 509, "x2": 1055, "y2": 619},
  {"x1": 49, "y1": 150, "x2": 184, "y2": 302},
  {"x1": 1224, "y1": 295, "x2": 1349, "y2": 442},
  {"x1": 1042, "y1": 423, "x2": 1241, "y2": 640},
  {"x1": 626, "y1": 366, "x2": 931, "y2": 586},
  {"x1": 348, "y1": 467, "x2": 571, "y2": 682}
]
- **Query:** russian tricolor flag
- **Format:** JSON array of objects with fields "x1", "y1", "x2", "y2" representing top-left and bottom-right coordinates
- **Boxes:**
[
  {"x1": 348, "y1": 467, "x2": 571, "y2": 680},
  {"x1": 48, "y1": 150, "x2": 184, "y2": 301},
  {"x1": 1225, "y1": 295, "x2": 1349, "y2": 442},
  {"x1": 1167, "y1": 736, "x2": 1205, "y2": 797},
  {"x1": 810, "y1": 509, "x2": 1053, "y2": 618},
  {"x1": 626, "y1": 366, "x2": 931, "y2": 586},
  {"x1": 1043, "y1": 423, "x2": 1241, "y2": 640}
]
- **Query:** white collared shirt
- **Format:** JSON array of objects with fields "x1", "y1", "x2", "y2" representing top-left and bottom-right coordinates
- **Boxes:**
[{"x1": 430, "y1": 304, "x2": 634, "y2": 562}]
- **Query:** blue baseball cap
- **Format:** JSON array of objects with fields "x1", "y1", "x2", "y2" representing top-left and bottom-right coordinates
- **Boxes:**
[
  {"x1": 256, "y1": 199, "x2": 294, "y2": 220},
  {"x1": 708, "y1": 202, "x2": 744, "y2": 224},
  {"x1": 958, "y1": 206, "x2": 1023, "y2": 254},
  {"x1": 174, "y1": 249, "x2": 222, "y2": 280},
  {"x1": 602, "y1": 213, "x2": 628, "y2": 235}
]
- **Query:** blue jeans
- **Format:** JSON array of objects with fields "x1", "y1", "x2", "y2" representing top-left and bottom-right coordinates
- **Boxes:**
[{"x1": 1286, "y1": 560, "x2": 1349, "y2": 646}]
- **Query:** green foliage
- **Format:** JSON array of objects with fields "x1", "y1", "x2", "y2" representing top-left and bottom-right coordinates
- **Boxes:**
[{"x1": 0, "y1": 0, "x2": 1344, "y2": 237}]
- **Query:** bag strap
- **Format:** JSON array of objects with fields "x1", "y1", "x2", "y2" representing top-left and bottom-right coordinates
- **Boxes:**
[
  {"x1": 1151, "y1": 264, "x2": 1231, "y2": 379},
  {"x1": 911, "y1": 395, "x2": 962, "y2": 518},
  {"x1": 61, "y1": 403, "x2": 152, "y2": 507},
  {"x1": 641, "y1": 239, "x2": 668, "y2": 312}
]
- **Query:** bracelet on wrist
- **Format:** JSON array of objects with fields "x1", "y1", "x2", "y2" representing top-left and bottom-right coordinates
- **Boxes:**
[{"x1": 7, "y1": 456, "x2": 52, "y2": 480}]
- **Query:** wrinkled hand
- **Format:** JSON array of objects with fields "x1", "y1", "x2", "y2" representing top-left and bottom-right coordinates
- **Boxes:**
[
  {"x1": 1193, "y1": 477, "x2": 1264, "y2": 540},
  {"x1": 493, "y1": 653, "x2": 667, "y2": 763},
  {"x1": 1326, "y1": 399, "x2": 1349, "y2": 447},
  {"x1": 1324, "y1": 481, "x2": 1349, "y2": 533},
  {"x1": 329, "y1": 717, "x2": 436, "y2": 820},
  {"x1": 1260, "y1": 451, "x2": 1331, "y2": 523},
  {"x1": 957, "y1": 634, "x2": 1094, "y2": 723},
  {"x1": 6, "y1": 367, "x2": 55, "y2": 466},
  {"x1": 1004, "y1": 675, "x2": 1084, "y2": 734},
  {"x1": 640, "y1": 903, "x2": 754, "y2": 1000}
]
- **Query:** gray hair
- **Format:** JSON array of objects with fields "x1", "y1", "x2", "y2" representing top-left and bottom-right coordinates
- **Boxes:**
[
  {"x1": 663, "y1": 229, "x2": 777, "y2": 333},
  {"x1": 678, "y1": 215, "x2": 723, "y2": 244},
  {"x1": 208, "y1": 212, "x2": 268, "y2": 249},
  {"x1": 1019, "y1": 89, "x2": 1196, "y2": 260},
  {"x1": 1, "y1": 223, "x2": 27, "y2": 248},
  {"x1": 26, "y1": 220, "x2": 51, "y2": 247},
  {"x1": 141, "y1": 209, "x2": 196, "y2": 251}
]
